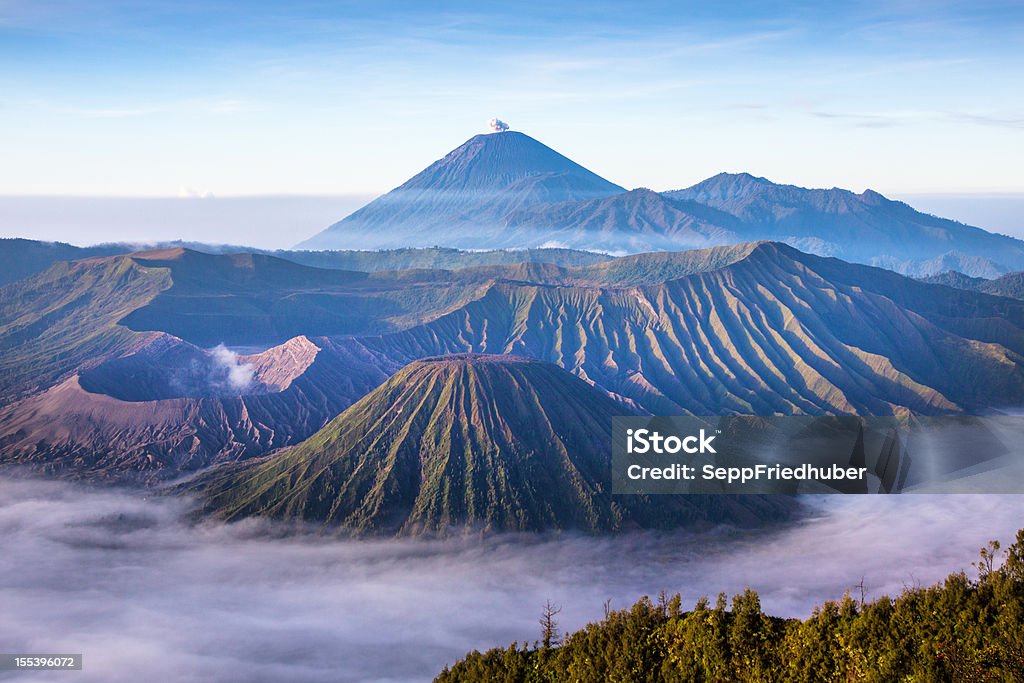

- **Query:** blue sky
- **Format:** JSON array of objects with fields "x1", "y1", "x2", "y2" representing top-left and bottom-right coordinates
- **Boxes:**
[{"x1": 1, "y1": 0, "x2": 1022, "y2": 198}]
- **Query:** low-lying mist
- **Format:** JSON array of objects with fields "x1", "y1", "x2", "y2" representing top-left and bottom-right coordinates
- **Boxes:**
[{"x1": 1, "y1": 478, "x2": 1021, "y2": 683}]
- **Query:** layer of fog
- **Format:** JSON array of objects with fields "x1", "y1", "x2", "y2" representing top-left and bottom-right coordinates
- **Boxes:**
[
  {"x1": 7, "y1": 194, "x2": 1023, "y2": 253},
  {"x1": 1, "y1": 478, "x2": 1021, "y2": 683}
]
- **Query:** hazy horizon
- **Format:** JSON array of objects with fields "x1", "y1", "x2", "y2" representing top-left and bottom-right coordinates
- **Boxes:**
[
  {"x1": 2, "y1": 190, "x2": 1024, "y2": 250},
  {"x1": 0, "y1": 194, "x2": 375, "y2": 249}
]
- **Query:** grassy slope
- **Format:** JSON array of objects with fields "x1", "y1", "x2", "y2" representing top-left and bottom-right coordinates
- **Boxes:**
[
  {"x1": 0, "y1": 238, "x2": 131, "y2": 286},
  {"x1": 188, "y1": 355, "x2": 790, "y2": 535},
  {"x1": 0, "y1": 255, "x2": 171, "y2": 400},
  {"x1": 354, "y1": 243, "x2": 1024, "y2": 415},
  {"x1": 0, "y1": 238, "x2": 613, "y2": 288},
  {"x1": 6, "y1": 241, "x2": 1024, "y2": 481},
  {"x1": 279, "y1": 246, "x2": 612, "y2": 272}
]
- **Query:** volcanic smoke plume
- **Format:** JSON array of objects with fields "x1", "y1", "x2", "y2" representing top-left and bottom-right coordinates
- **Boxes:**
[
  {"x1": 209, "y1": 343, "x2": 255, "y2": 392},
  {"x1": 488, "y1": 117, "x2": 509, "y2": 132}
]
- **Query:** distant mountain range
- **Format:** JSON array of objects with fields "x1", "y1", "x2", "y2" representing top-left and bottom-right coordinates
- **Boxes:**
[
  {"x1": 4, "y1": 241, "x2": 1024, "y2": 490},
  {"x1": 5, "y1": 131, "x2": 1024, "y2": 535},
  {"x1": 0, "y1": 237, "x2": 612, "y2": 288},
  {"x1": 299, "y1": 131, "x2": 1024, "y2": 277},
  {"x1": 665, "y1": 172, "x2": 1024, "y2": 276},
  {"x1": 8, "y1": 131, "x2": 1022, "y2": 281},
  {"x1": 921, "y1": 269, "x2": 1024, "y2": 300}
]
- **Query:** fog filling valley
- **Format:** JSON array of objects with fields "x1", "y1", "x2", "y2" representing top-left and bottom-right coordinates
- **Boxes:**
[{"x1": 1, "y1": 478, "x2": 1022, "y2": 683}]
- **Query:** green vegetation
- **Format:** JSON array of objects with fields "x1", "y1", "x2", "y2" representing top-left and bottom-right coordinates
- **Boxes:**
[
  {"x1": 279, "y1": 246, "x2": 612, "y2": 272},
  {"x1": 115, "y1": 245, "x2": 764, "y2": 347},
  {"x1": 364, "y1": 242, "x2": 1024, "y2": 415},
  {"x1": 187, "y1": 354, "x2": 792, "y2": 535},
  {"x1": 438, "y1": 530, "x2": 1024, "y2": 682},
  {"x1": 0, "y1": 238, "x2": 127, "y2": 286},
  {"x1": 0, "y1": 238, "x2": 613, "y2": 289},
  {"x1": 0, "y1": 254, "x2": 171, "y2": 400},
  {"x1": 8, "y1": 240, "x2": 1024, "y2": 481}
]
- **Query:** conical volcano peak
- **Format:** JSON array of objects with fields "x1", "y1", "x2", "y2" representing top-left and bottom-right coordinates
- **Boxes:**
[
  {"x1": 188, "y1": 353, "x2": 639, "y2": 535},
  {"x1": 408, "y1": 130, "x2": 622, "y2": 193},
  {"x1": 188, "y1": 352, "x2": 793, "y2": 535},
  {"x1": 297, "y1": 129, "x2": 625, "y2": 250}
]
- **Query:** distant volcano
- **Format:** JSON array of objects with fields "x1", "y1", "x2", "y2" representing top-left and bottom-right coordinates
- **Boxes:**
[
  {"x1": 186, "y1": 353, "x2": 793, "y2": 535},
  {"x1": 297, "y1": 133, "x2": 1024, "y2": 277},
  {"x1": 296, "y1": 131, "x2": 625, "y2": 250}
]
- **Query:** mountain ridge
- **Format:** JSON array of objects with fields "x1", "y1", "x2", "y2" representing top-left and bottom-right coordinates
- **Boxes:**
[
  {"x1": 499, "y1": 188, "x2": 744, "y2": 253},
  {"x1": 348, "y1": 241, "x2": 1024, "y2": 415},
  {"x1": 5, "y1": 241, "x2": 1024, "y2": 480},
  {"x1": 0, "y1": 238, "x2": 615, "y2": 290},
  {"x1": 921, "y1": 269, "x2": 1024, "y2": 300},
  {"x1": 185, "y1": 353, "x2": 793, "y2": 535},
  {"x1": 297, "y1": 134, "x2": 1024, "y2": 277},
  {"x1": 664, "y1": 173, "x2": 1024, "y2": 272}
]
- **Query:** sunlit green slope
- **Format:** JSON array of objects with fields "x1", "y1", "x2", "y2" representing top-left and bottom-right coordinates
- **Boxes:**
[{"x1": 189, "y1": 354, "x2": 790, "y2": 535}]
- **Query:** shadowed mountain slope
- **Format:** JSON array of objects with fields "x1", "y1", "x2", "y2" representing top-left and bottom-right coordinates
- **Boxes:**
[
  {"x1": 0, "y1": 246, "x2": 501, "y2": 400},
  {"x1": 666, "y1": 173, "x2": 1024, "y2": 275},
  {"x1": 921, "y1": 269, "x2": 1024, "y2": 301},
  {"x1": 919, "y1": 270, "x2": 989, "y2": 291},
  {"x1": 4, "y1": 242, "x2": 1024, "y2": 481},
  {"x1": 347, "y1": 242, "x2": 1024, "y2": 415},
  {"x1": 0, "y1": 336, "x2": 398, "y2": 482},
  {"x1": 117, "y1": 248, "x2": 497, "y2": 346},
  {"x1": 187, "y1": 354, "x2": 792, "y2": 535},
  {"x1": 0, "y1": 242, "x2": 771, "y2": 403},
  {"x1": 0, "y1": 253, "x2": 172, "y2": 401},
  {"x1": 498, "y1": 188, "x2": 743, "y2": 253},
  {"x1": 0, "y1": 238, "x2": 131, "y2": 286}
]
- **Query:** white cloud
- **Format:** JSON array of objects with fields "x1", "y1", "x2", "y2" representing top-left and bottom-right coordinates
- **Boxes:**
[
  {"x1": 0, "y1": 477, "x2": 1021, "y2": 682},
  {"x1": 177, "y1": 187, "x2": 216, "y2": 199}
]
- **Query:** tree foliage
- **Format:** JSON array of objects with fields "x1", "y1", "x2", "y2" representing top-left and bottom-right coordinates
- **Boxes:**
[{"x1": 437, "y1": 530, "x2": 1024, "y2": 682}]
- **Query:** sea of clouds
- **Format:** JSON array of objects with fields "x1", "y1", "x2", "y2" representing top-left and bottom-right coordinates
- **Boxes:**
[{"x1": 1, "y1": 477, "x2": 1021, "y2": 682}]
